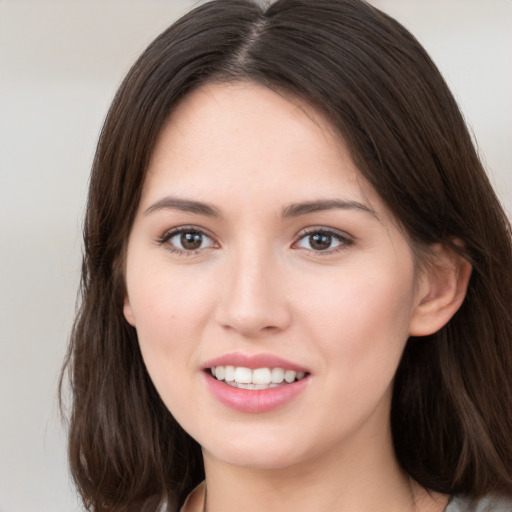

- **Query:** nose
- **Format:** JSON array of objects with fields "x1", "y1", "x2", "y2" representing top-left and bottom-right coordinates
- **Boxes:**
[{"x1": 214, "y1": 247, "x2": 291, "y2": 337}]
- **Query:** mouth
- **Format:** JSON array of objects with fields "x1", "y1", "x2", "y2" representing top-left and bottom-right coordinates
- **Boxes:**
[
  {"x1": 202, "y1": 353, "x2": 311, "y2": 412},
  {"x1": 208, "y1": 366, "x2": 309, "y2": 390}
]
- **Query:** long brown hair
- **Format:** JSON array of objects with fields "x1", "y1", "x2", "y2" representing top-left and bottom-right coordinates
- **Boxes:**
[{"x1": 61, "y1": 0, "x2": 512, "y2": 510}]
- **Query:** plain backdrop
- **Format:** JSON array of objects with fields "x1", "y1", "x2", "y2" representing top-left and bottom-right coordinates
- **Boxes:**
[{"x1": 0, "y1": 1, "x2": 510, "y2": 511}]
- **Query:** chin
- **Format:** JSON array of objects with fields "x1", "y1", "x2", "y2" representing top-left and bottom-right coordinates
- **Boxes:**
[
  {"x1": 209, "y1": 447, "x2": 302, "y2": 471},
  {"x1": 200, "y1": 427, "x2": 309, "y2": 470}
]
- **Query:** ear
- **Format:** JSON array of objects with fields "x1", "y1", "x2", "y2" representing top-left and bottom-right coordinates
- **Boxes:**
[
  {"x1": 123, "y1": 295, "x2": 136, "y2": 326},
  {"x1": 409, "y1": 244, "x2": 472, "y2": 336}
]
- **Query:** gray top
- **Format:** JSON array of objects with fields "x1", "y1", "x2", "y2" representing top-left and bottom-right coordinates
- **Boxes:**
[
  {"x1": 445, "y1": 494, "x2": 512, "y2": 511},
  {"x1": 165, "y1": 489, "x2": 512, "y2": 512},
  {"x1": 163, "y1": 492, "x2": 512, "y2": 512}
]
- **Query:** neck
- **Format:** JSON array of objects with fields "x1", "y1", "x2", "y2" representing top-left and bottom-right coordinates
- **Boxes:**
[{"x1": 200, "y1": 424, "x2": 447, "y2": 512}]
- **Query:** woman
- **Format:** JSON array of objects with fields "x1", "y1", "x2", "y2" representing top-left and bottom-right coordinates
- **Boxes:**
[{"x1": 61, "y1": 1, "x2": 512, "y2": 511}]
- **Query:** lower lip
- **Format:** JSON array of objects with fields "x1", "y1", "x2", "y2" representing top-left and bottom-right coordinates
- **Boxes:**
[{"x1": 204, "y1": 373, "x2": 310, "y2": 413}]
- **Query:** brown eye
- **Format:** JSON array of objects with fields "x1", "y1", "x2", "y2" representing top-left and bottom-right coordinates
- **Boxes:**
[
  {"x1": 180, "y1": 232, "x2": 203, "y2": 250},
  {"x1": 295, "y1": 229, "x2": 350, "y2": 253},
  {"x1": 165, "y1": 229, "x2": 215, "y2": 253},
  {"x1": 309, "y1": 233, "x2": 333, "y2": 251}
]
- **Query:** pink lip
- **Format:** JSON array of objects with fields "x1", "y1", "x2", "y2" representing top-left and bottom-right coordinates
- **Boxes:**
[
  {"x1": 202, "y1": 352, "x2": 309, "y2": 373},
  {"x1": 203, "y1": 372, "x2": 310, "y2": 413},
  {"x1": 202, "y1": 352, "x2": 311, "y2": 413}
]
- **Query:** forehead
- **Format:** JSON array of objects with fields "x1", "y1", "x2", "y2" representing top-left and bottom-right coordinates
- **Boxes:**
[
  {"x1": 141, "y1": 81, "x2": 381, "y2": 215},
  {"x1": 152, "y1": 82, "x2": 343, "y2": 163}
]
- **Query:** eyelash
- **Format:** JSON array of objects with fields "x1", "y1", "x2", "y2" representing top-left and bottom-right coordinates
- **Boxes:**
[
  {"x1": 157, "y1": 226, "x2": 218, "y2": 256},
  {"x1": 157, "y1": 226, "x2": 354, "y2": 256},
  {"x1": 293, "y1": 228, "x2": 354, "y2": 255}
]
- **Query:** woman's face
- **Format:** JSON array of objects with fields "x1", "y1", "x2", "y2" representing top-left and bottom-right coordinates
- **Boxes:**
[{"x1": 123, "y1": 82, "x2": 428, "y2": 470}]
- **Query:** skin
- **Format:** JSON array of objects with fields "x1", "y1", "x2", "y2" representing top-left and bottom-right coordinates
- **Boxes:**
[{"x1": 123, "y1": 82, "x2": 470, "y2": 512}]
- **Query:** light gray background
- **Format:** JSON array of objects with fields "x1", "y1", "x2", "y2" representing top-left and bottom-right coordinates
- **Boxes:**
[{"x1": 1, "y1": 1, "x2": 510, "y2": 511}]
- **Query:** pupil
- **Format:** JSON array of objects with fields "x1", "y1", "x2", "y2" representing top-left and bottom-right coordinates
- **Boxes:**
[
  {"x1": 310, "y1": 233, "x2": 331, "y2": 250},
  {"x1": 181, "y1": 232, "x2": 202, "y2": 250}
]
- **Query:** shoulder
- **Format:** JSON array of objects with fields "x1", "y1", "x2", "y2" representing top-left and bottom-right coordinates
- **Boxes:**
[{"x1": 446, "y1": 494, "x2": 512, "y2": 512}]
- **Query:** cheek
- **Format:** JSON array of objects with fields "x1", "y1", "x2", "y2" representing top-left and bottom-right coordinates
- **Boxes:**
[
  {"x1": 298, "y1": 259, "x2": 417, "y2": 385},
  {"x1": 127, "y1": 256, "x2": 215, "y2": 337},
  {"x1": 289, "y1": 266, "x2": 416, "y2": 442},
  {"x1": 124, "y1": 259, "x2": 217, "y2": 401},
  {"x1": 304, "y1": 257, "x2": 415, "y2": 323}
]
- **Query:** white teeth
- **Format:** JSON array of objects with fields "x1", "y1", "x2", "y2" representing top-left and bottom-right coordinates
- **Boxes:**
[
  {"x1": 211, "y1": 365, "x2": 307, "y2": 388},
  {"x1": 271, "y1": 367, "x2": 284, "y2": 384},
  {"x1": 225, "y1": 382, "x2": 284, "y2": 390},
  {"x1": 224, "y1": 365, "x2": 235, "y2": 382},
  {"x1": 234, "y1": 366, "x2": 252, "y2": 384},
  {"x1": 284, "y1": 370, "x2": 296, "y2": 383},
  {"x1": 215, "y1": 366, "x2": 225, "y2": 380},
  {"x1": 252, "y1": 368, "x2": 272, "y2": 385}
]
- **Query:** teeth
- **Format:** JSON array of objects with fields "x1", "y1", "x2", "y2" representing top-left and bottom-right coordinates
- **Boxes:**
[
  {"x1": 211, "y1": 366, "x2": 307, "y2": 387},
  {"x1": 226, "y1": 381, "x2": 285, "y2": 389},
  {"x1": 252, "y1": 368, "x2": 272, "y2": 385},
  {"x1": 224, "y1": 365, "x2": 235, "y2": 382},
  {"x1": 234, "y1": 367, "x2": 252, "y2": 384},
  {"x1": 284, "y1": 370, "x2": 297, "y2": 383},
  {"x1": 215, "y1": 366, "x2": 225, "y2": 380},
  {"x1": 271, "y1": 367, "x2": 284, "y2": 384}
]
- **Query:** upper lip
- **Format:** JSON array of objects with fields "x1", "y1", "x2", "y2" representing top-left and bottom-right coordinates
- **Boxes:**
[{"x1": 202, "y1": 352, "x2": 309, "y2": 373}]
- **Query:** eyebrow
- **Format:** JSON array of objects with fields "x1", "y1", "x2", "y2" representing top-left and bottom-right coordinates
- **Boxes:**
[
  {"x1": 144, "y1": 196, "x2": 221, "y2": 217},
  {"x1": 144, "y1": 196, "x2": 379, "y2": 221},
  {"x1": 282, "y1": 199, "x2": 380, "y2": 220}
]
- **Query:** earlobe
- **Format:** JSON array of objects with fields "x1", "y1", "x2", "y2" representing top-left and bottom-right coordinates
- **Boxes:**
[
  {"x1": 409, "y1": 244, "x2": 472, "y2": 337},
  {"x1": 123, "y1": 296, "x2": 136, "y2": 326}
]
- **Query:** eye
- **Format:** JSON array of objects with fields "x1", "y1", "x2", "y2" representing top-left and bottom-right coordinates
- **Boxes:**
[
  {"x1": 294, "y1": 229, "x2": 352, "y2": 253},
  {"x1": 159, "y1": 228, "x2": 216, "y2": 254}
]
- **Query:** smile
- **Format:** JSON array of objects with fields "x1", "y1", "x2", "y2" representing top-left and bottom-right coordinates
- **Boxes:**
[
  {"x1": 203, "y1": 353, "x2": 311, "y2": 413},
  {"x1": 211, "y1": 366, "x2": 307, "y2": 389}
]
